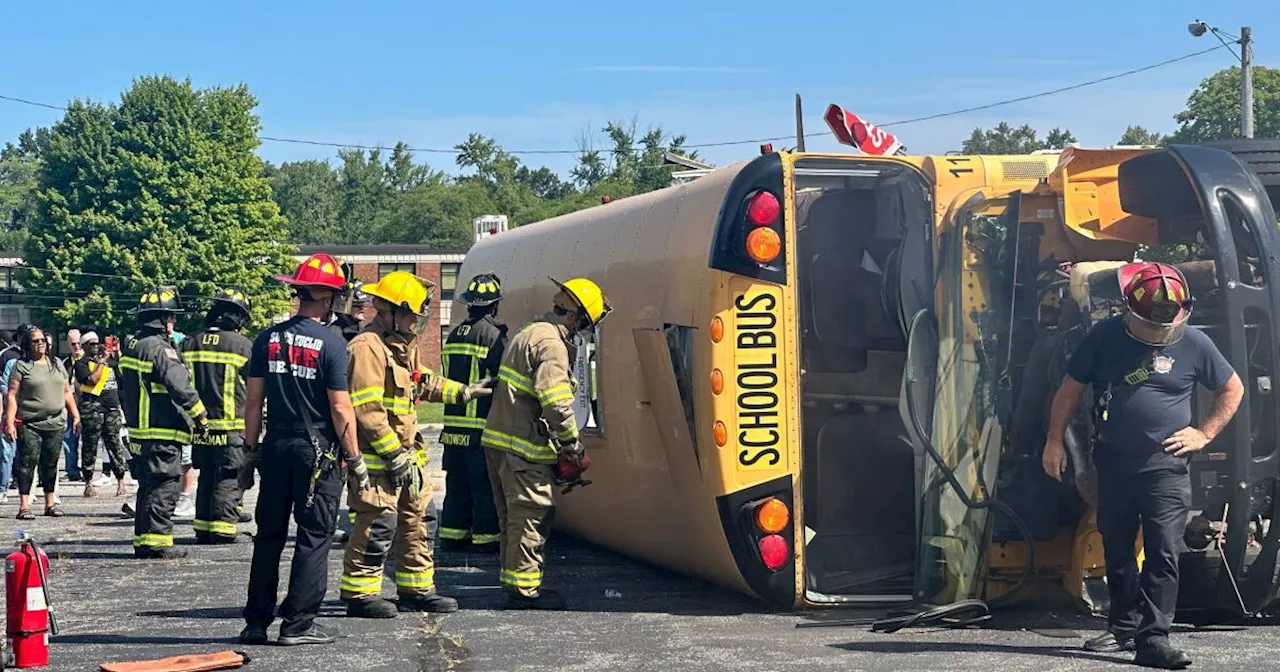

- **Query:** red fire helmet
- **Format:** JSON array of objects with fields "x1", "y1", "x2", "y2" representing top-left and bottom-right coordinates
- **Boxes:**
[
  {"x1": 1118, "y1": 262, "x2": 1193, "y2": 345},
  {"x1": 276, "y1": 253, "x2": 347, "y2": 290}
]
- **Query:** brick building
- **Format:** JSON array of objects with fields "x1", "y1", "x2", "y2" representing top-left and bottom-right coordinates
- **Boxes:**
[{"x1": 297, "y1": 244, "x2": 467, "y2": 368}]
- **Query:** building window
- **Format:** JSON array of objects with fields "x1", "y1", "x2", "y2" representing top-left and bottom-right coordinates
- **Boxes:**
[
  {"x1": 378, "y1": 262, "x2": 415, "y2": 279},
  {"x1": 441, "y1": 263, "x2": 460, "y2": 302}
]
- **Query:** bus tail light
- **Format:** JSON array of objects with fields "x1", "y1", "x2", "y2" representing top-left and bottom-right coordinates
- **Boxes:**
[
  {"x1": 710, "y1": 316, "x2": 724, "y2": 343},
  {"x1": 746, "y1": 191, "x2": 780, "y2": 226},
  {"x1": 714, "y1": 421, "x2": 728, "y2": 447},
  {"x1": 745, "y1": 227, "x2": 781, "y2": 264},
  {"x1": 758, "y1": 534, "x2": 789, "y2": 570},
  {"x1": 754, "y1": 498, "x2": 789, "y2": 534}
]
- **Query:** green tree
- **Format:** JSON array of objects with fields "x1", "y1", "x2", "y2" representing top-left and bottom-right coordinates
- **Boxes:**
[
  {"x1": 24, "y1": 76, "x2": 296, "y2": 334},
  {"x1": 271, "y1": 159, "x2": 342, "y2": 243},
  {"x1": 0, "y1": 128, "x2": 50, "y2": 250},
  {"x1": 336, "y1": 147, "x2": 395, "y2": 243},
  {"x1": 385, "y1": 180, "x2": 496, "y2": 249},
  {"x1": 1117, "y1": 125, "x2": 1166, "y2": 147},
  {"x1": 1170, "y1": 66, "x2": 1280, "y2": 142},
  {"x1": 961, "y1": 122, "x2": 1077, "y2": 154}
]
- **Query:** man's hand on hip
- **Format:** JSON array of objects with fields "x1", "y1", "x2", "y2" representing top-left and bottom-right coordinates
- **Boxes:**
[{"x1": 1164, "y1": 426, "x2": 1211, "y2": 457}]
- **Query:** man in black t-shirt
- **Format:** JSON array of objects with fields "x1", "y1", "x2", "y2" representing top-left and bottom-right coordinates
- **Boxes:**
[
  {"x1": 73, "y1": 332, "x2": 127, "y2": 496},
  {"x1": 1044, "y1": 263, "x2": 1243, "y2": 669},
  {"x1": 239, "y1": 254, "x2": 369, "y2": 647}
]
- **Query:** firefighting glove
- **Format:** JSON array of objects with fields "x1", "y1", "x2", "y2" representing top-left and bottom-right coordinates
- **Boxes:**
[
  {"x1": 553, "y1": 450, "x2": 591, "y2": 490},
  {"x1": 192, "y1": 413, "x2": 211, "y2": 444},
  {"x1": 463, "y1": 378, "x2": 496, "y2": 402},
  {"x1": 388, "y1": 450, "x2": 415, "y2": 491},
  {"x1": 345, "y1": 452, "x2": 371, "y2": 498}
]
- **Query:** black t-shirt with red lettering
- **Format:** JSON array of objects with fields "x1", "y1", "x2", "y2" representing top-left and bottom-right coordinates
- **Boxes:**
[{"x1": 248, "y1": 315, "x2": 348, "y2": 436}]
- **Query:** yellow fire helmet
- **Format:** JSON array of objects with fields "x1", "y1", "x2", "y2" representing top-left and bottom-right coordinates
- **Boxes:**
[
  {"x1": 363, "y1": 271, "x2": 435, "y2": 316},
  {"x1": 550, "y1": 276, "x2": 612, "y2": 327}
]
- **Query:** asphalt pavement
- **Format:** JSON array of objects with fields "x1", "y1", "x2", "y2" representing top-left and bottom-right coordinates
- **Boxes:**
[{"x1": 8, "y1": 429, "x2": 1280, "y2": 671}]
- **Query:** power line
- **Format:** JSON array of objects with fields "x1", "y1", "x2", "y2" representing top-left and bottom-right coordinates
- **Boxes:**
[{"x1": 0, "y1": 46, "x2": 1225, "y2": 156}]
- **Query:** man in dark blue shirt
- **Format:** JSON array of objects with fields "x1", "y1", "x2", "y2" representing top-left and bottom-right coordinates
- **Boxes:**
[
  {"x1": 239, "y1": 254, "x2": 369, "y2": 647},
  {"x1": 1044, "y1": 263, "x2": 1243, "y2": 669}
]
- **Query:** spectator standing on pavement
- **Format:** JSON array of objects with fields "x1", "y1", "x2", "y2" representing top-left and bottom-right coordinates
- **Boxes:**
[
  {"x1": 1044, "y1": 263, "x2": 1245, "y2": 670},
  {"x1": 170, "y1": 328, "x2": 197, "y2": 519},
  {"x1": 74, "y1": 332, "x2": 128, "y2": 497},
  {"x1": 4, "y1": 327, "x2": 81, "y2": 519},
  {"x1": 61, "y1": 328, "x2": 84, "y2": 483},
  {"x1": 239, "y1": 254, "x2": 368, "y2": 646}
]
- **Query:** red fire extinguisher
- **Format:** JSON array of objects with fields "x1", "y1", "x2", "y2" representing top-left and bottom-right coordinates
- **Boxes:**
[{"x1": 5, "y1": 532, "x2": 57, "y2": 669}]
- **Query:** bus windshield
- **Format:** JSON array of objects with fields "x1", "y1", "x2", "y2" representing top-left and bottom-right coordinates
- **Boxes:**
[{"x1": 916, "y1": 193, "x2": 1017, "y2": 603}]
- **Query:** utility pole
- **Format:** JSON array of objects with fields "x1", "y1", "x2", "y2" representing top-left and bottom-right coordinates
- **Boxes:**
[{"x1": 1241, "y1": 26, "x2": 1254, "y2": 139}]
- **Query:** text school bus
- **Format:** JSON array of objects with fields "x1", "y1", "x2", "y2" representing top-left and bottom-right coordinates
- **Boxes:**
[{"x1": 456, "y1": 145, "x2": 1280, "y2": 617}]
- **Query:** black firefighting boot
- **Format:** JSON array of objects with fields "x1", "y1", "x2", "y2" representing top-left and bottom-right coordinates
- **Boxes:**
[
  {"x1": 134, "y1": 547, "x2": 189, "y2": 560},
  {"x1": 344, "y1": 596, "x2": 399, "y2": 619},
  {"x1": 397, "y1": 592, "x2": 459, "y2": 613},
  {"x1": 503, "y1": 589, "x2": 566, "y2": 611}
]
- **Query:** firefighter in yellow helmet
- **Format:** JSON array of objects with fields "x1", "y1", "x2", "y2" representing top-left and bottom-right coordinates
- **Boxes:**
[
  {"x1": 340, "y1": 271, "x2": 493, "y2": 617},
  {"x1": 483, "y1": 276, "x2": 610, "y2": 610}
]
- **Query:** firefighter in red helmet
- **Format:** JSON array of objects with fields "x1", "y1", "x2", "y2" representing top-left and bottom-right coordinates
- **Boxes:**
[
  {"x1": 1043, "y1": 262, "x2": 1244, "y2": 669},
  {"x1": 240, "y1": 253, "x2": 368, "y2": 646}
]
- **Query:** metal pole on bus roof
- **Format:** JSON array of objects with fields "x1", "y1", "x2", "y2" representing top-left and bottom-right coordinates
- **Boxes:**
[{"x1": 795, "y1": 94, "x2": 806, "y2": 152}]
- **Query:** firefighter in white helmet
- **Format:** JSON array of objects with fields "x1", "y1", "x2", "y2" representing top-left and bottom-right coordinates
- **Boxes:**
[
  {"x1": 483, "y1": 276, "x2": 610, "y2": 610},
  {"x1": 340, "y1": 270, "x2": 493, "y2": 617}
]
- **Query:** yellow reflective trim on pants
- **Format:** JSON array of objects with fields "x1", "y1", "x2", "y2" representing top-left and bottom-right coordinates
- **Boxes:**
[
  {"x1": 340, "y1": 575, "x2": 383, "y2": 594},
  {"x1": 538, "y1": 383, "x2": 573, "y2": 407},
  {"x1": 350, "y1": 387, "x2": 383, "y2": 407},
  {"x1": 480, "y1": 428, "x2": 556, "y2": 462},
  {"x1": 439, "y1": 527, "x2": 470, "y2": 540},
  {"x1": 369, "y1": 432, "x2": 400, "y2": 455},
  {"x1": 442, "y1": 415, "x2": 485, "y2": 430},
  {"x1": 499, "y1": 569, "x2": 542, "y2": 588},
  {"x1": 471, "y1": 533, "x2": 501, "y2": 545},
  {"x1": 193, "y1": 519, "x2": 237, "y2": 535},
  {"x1": 497, "y1": 366, "x2": 535, "y2": 396},
  {"x1": 133, "y1": 533, "x2": 174, "y2": 548},
  {"x1": 394, "y1": 570, "x2": 436, "y2": 590}
]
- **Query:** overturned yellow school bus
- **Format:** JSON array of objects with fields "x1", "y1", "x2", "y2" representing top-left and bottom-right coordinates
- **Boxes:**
[{"x1": 454, "y1": 145, "x2": 1280, "y2": 617}]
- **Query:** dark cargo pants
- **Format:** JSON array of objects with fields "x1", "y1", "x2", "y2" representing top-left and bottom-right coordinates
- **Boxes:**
[
  {"x1": 244, "y1": 435, "x2": 342, "y2": 637},
  {"x1": 440, "y1": 444, "x2": 501, "y2": 548},
  {"x1": 1096, "y1": 460, "x2": 1192, "y2": 649},
  {"x1": 80, "y1": 398, "x2": 126, "y2": 480}
]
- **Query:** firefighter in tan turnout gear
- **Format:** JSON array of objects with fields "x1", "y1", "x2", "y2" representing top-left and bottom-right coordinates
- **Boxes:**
[
  {"x1": 340, "y1": 271, "x2": 494, "y2": 617},
  {"x1": 484, "y1": 277, "x2": 610, "y2": 610}
]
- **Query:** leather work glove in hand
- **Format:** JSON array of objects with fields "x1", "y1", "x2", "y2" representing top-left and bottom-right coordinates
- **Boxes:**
[
  {"x1": 193, "y1": 414, "x2": 212, "y2": 444},
  {"x1": 464, "y1": 378, "x2": 496, "y2": 402},
  {"x1": 346, "y1": 452, "x2": 371, "y2": 499},
  {"x1": 238, "y1": 447, "x2": 261, "y2": 492},
  {"x1": 388, "y1": 450, "x2": 414, "y2": 491}
]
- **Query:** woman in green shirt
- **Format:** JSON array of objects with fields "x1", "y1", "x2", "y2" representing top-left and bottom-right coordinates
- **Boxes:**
[{"x1": 3, "y1": 327, "x2": 81, "y2": 519}]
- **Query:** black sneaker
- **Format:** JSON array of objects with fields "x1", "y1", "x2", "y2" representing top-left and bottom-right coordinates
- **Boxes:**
[
  {"x1": 397, "y1": 592, "x2": 459, "y2": 613},
  {"x1": 344, "y1": 597, "x2": 398, "y2": 619},
  {"x1": 238, "y1": 624, "x2": 269, "y2": 645},
  {"x1": 276, "y1": 623, "x2": 336, "y2": 646},
  {"x1": 1084, "y1": 628, "x2": 1135, "y2": 652},
  {"x1": 503, "y1": 590, "x2": 566, "y2": 611},
  {"x1": 1135, "y1": 642, "x2": 1192, "y2": 670},
  {"x1": 121, "y1": 501, "x2": 135, "y2": 518},
  {"x1": 134, "y1": 547, "x2": 188, "y2": 560}
]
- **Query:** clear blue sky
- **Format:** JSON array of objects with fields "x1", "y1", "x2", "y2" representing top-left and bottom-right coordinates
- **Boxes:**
[{"x1": 2, "y1": 1, "x2": 1276, "y2": 175}]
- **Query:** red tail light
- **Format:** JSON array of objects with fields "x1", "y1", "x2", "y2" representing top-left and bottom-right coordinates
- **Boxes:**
[
  {"x1": 746, "y1": 191, "x2": 779, "y2": 226},
  {"x1": 758, "y1": 534, "x2": 789, "y2": 570}
]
